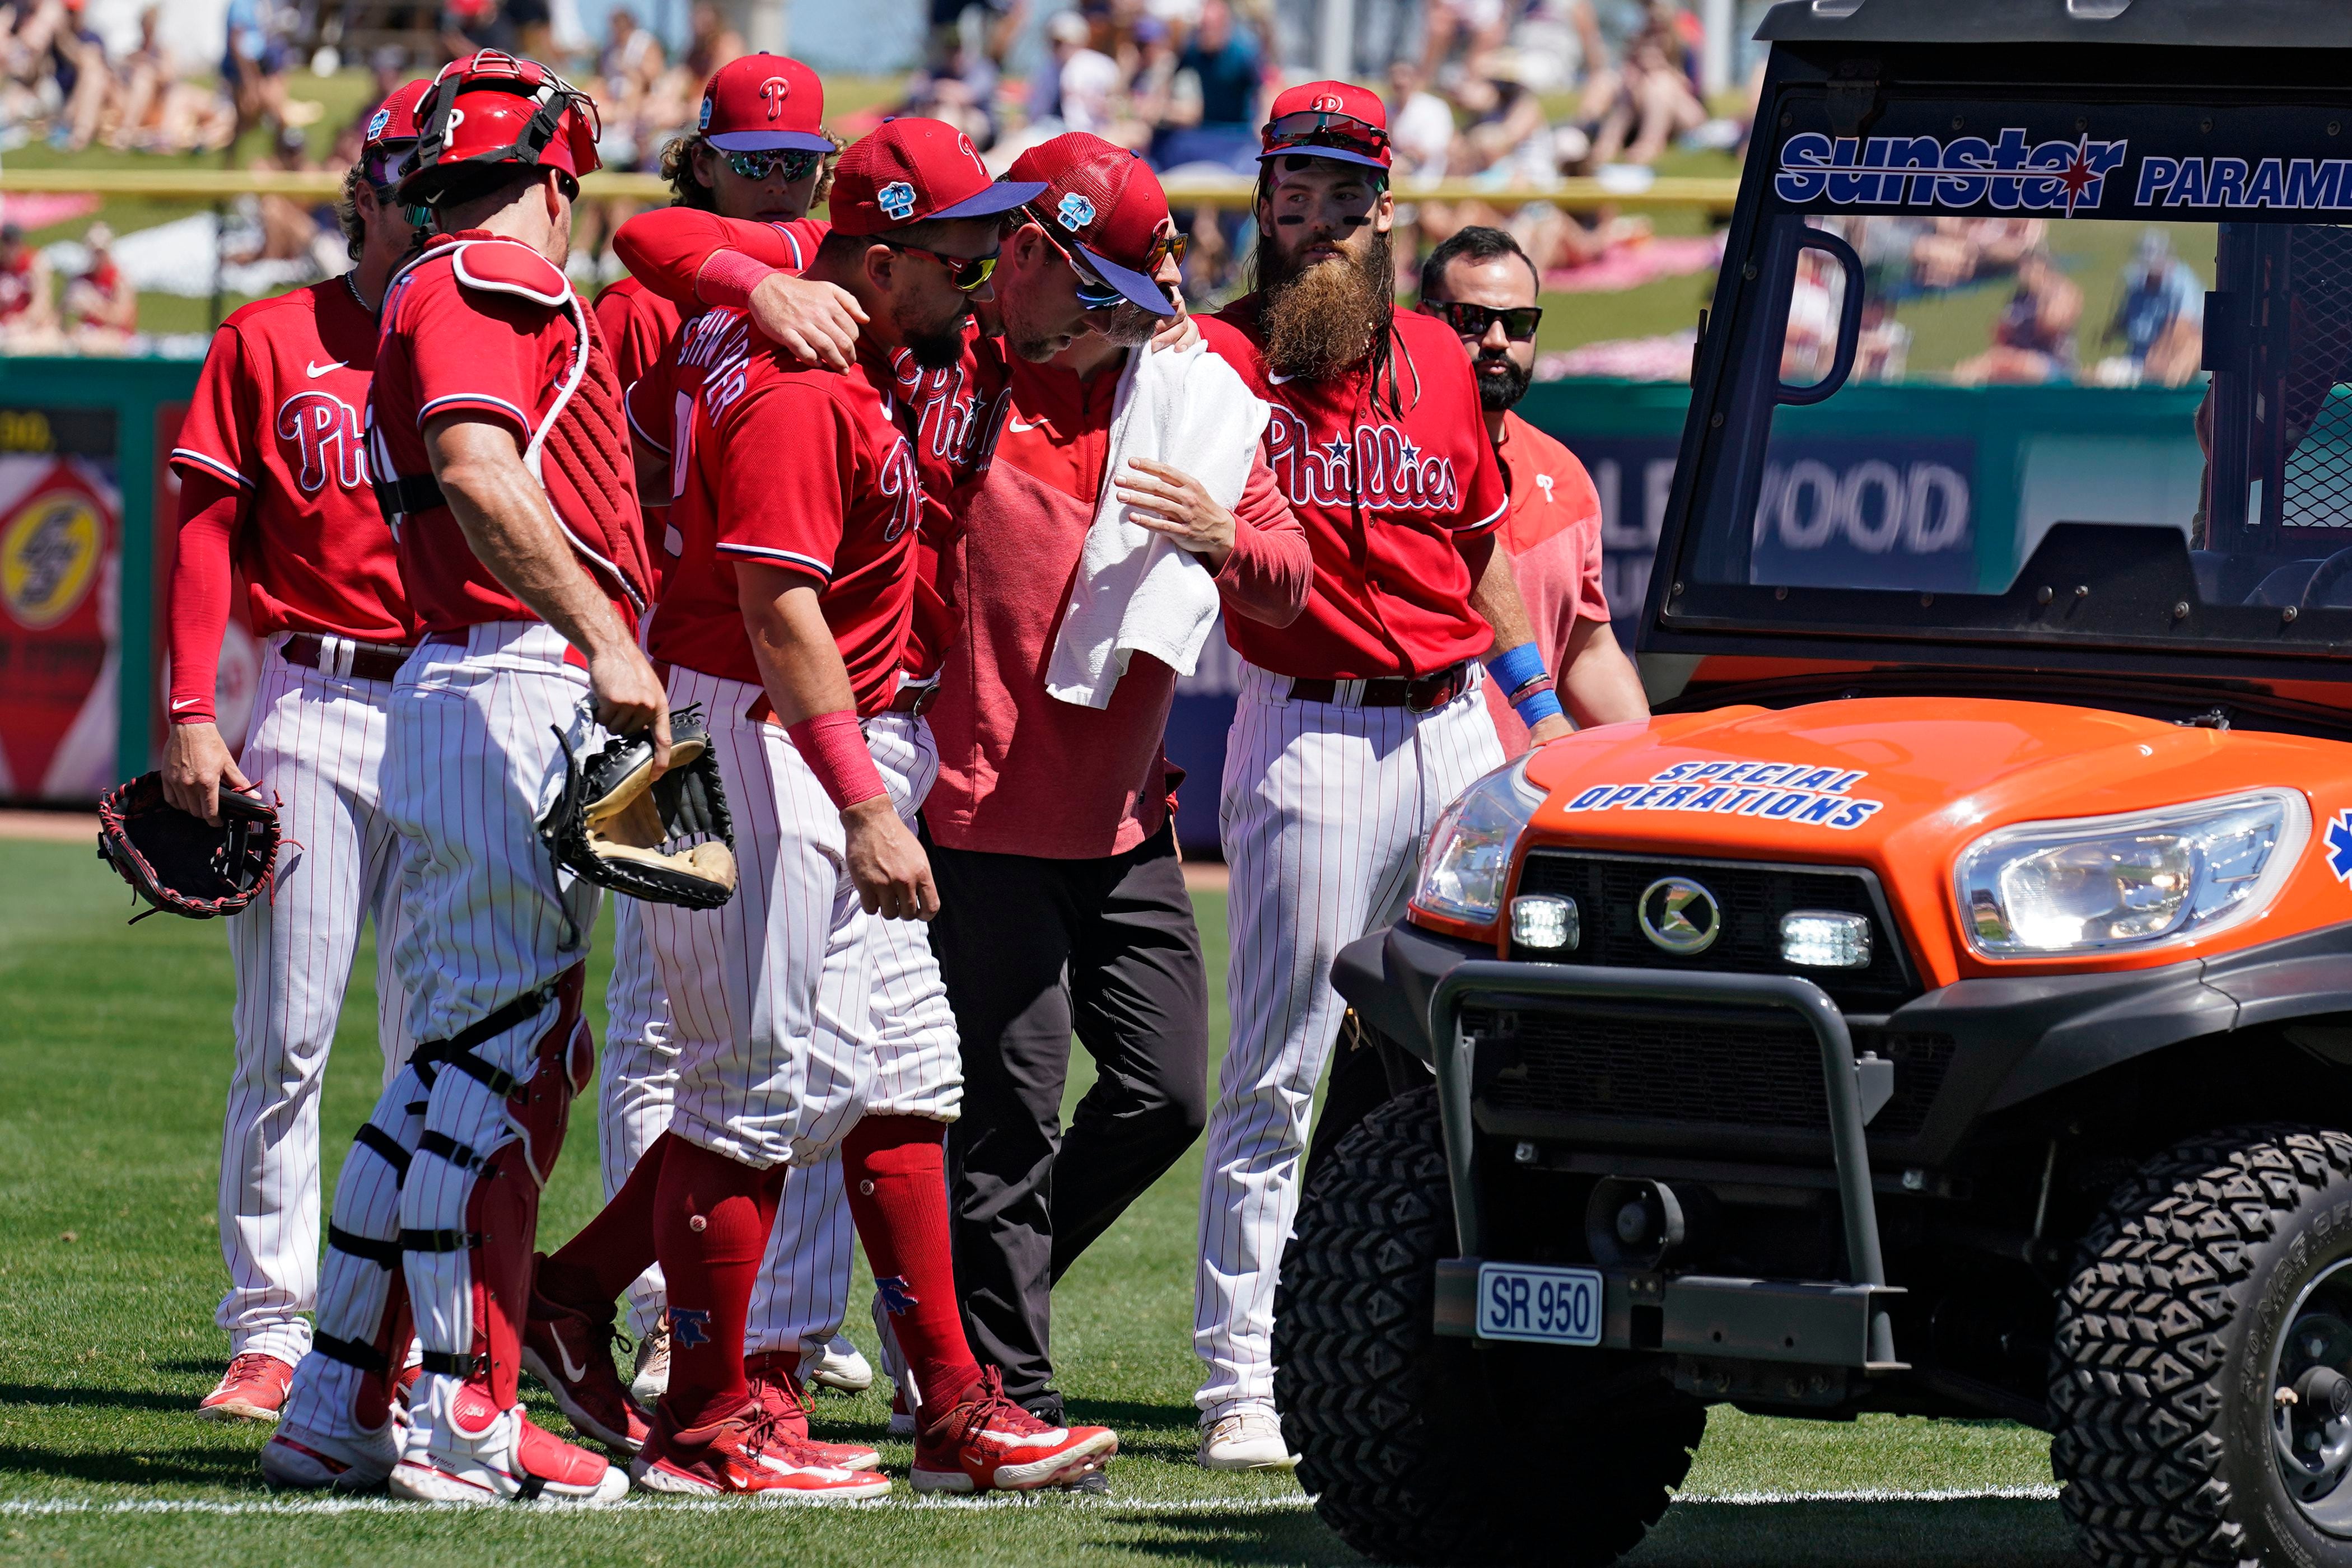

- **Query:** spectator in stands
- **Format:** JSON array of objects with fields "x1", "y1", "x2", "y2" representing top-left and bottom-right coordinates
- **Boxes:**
[
  {"x1": 222, "y1": 0, "x2": 302, "y2": 155},
  {"x1": 2101, "y1": 229, "x2": 2205, "y2": 388},
  {"x1": 1053, "y1": 14, "x2": 1131, "y2": 141},
  {"x1": 902, "y1": 31, "x2": 1002, "y2": 148},
  {"x1": 108, "y1": 6, "x2": 231, "y2": 152},
  {"x1": 63, "y1": 221, "x2": 134, "y2": 349},
  {"x1": 0, "y1": 221, "x2": 60, "y2": 351},
  {"x1": 684, "y1": 1, "x2": 744, "y2": 82},
  {"x1": 1149, "y1": 0, "x2": 1259, "y2": 171},
  {"x1": 930, "y1": 0, "x2": 1026, "y2": 73},
  {"x1": 1956, "y1": 246, "x2": 2082, "y2": 385},
  {"x1": 1581, "y1": 2, "x2": 1705, "y2": 167},
  {"x1": 1386, "y1": 58, "x2": 1456, "y2": 187},
  {"x1": 1421, "y1": 0, "x2": 1515, "y2": 81},
  {"x1": 439, "y1": 0, "x2": 515, "y2": 59}
]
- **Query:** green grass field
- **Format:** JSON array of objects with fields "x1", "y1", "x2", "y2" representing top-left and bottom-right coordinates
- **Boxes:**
[{"x1": 0, "y1": 834, "x2": 2078, "y2": 1566}]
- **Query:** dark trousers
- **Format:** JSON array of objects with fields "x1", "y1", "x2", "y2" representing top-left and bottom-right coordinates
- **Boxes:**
[{"x1": 928, "y1": 822, "x2": 1210, "y2": 1407}]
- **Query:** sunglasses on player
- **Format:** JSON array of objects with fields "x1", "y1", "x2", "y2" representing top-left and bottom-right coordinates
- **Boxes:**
[
  {"x1": 722, "y1": 146, "x2": 823, "y2": 184},
  {"x1": 1262, "y1": 110, "x2": 1390, "y2": 158},
  {"x1": 1021, "y1": 204, "x2": 1128, "y2": 310},
  {"x1": 1426, "y1": 299, "x2": 1544, "y2": 342},
  {"x1": 883, "y1": 241, "x2": 998, "y2": 292}
]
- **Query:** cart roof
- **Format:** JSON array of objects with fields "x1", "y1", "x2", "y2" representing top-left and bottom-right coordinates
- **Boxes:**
[{"x1": 1756, "y1": 0, "x2": 2352, "y2": 50}]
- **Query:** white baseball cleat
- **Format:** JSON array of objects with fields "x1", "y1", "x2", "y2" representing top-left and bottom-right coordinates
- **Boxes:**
[
  {"x1": 260, "y1": 1412, "x2": 404, "y2": 1492},
  {"x1": 800, "y1": 1334, "x2": 874, "y2": 1394},
  {"x1": 629, "y1": 1322, "x2": 670, "y2": 1406},
  {"x1": 1198, "y1": 1408, "x2": 1299, "y2": 1472},
  {"x1": 388, "y1": 1380, "x2": 629, "y2": 1505}
]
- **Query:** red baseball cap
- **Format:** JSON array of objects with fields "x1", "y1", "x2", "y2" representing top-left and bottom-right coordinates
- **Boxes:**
[
  {"x1": 698, "y1": 53, "x2": 830, "y2": 155},
  {"x1": 828, "y1": 117, "x2": 1044, "y2": 237},
  {"x1": 1260, "y1": 79, "x2": 1392, "y2": 173},
  {"x1": 1006, "y1": 133, "x2": 1177, "y2": 316},
  {"x1": 364, "y1": 78, "x2": 430, "y2": 150}
]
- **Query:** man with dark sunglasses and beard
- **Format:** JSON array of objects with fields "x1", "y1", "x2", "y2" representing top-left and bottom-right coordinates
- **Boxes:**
[
  {"x1": 1419, "y1": 225, "x2": 1648, "y2": 750},
  {"x1": 1187, "y1": 81, "x2": 1575, "y2": 1472}
]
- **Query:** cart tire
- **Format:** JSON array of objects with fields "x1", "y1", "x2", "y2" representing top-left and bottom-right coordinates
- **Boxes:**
[
  {"x1": 1273, "y1": 1087, "x2": 1705, "y2": 1566},
  {"x1": 2051, "y1": 1124, "x2": 2352, "y2": 1568}
]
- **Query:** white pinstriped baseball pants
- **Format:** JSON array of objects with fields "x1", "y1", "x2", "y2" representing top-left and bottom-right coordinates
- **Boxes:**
[
  {"x1": 1193, "y1": 662, "x2": 1503, "y2": 1416},
  {"x1": 648, "y1": 668, "x2": 960, "y2": 1181},
  {"x1": 287, "y1": 622, "x2": 601, "y2": 1436},
  {"x1": 216, "y1": 641, "x2": 416, "y2": 1365}
]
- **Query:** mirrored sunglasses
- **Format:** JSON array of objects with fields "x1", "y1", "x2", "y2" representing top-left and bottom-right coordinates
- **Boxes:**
[
  {"x1": 724, "y1": 147, "x2": 823, "y2": 184},
  {"x1": 1262, "y1": 110, "x2": 1390, "y2": 156},
  {"x1": 886, "y1": 242, "x2": 998, "y2": 292},
  {"x1": 1426, "y1": 300, "x2": 1543, "y2": 342}
]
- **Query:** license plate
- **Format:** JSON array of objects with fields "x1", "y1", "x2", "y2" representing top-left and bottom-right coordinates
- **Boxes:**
[{"x1": 1476, "y1": 1262, "x2": 1605, "y2": 1346}]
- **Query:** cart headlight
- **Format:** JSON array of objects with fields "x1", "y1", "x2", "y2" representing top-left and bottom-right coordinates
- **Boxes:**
[
  {"x1": 1411, "y1": 756, "x2": 1546, "y2": 924},
  {"x1": 1956, "y1": 791, "x2": 2308, "y2": 956}
]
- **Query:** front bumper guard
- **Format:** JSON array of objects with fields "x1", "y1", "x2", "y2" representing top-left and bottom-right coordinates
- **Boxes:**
[{"x1": 1425, "y1": 960, "x2": 1902, "y2": 1370}]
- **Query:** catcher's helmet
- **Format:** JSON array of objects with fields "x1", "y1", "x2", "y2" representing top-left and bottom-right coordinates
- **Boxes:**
[{"x1": 398, "y1": 50, "x2": 602, "y2": 207}]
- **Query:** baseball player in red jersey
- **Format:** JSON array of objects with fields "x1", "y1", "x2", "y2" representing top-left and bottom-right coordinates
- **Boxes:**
[
  {"x1": 166, "y1": 80, "x2": 430, "y2": 1428},
  {"x1": 542, "y1": 119, "x2": 1116, "y2": 1499},
  {"x1": 591, "y1": 49, "x2": 872, "y2": 1408},
  {"x1": 272, "y1": 52, "x2": 655, "y2": 1506},
  {"x1": 1187, "y1": 82, "x2": 1574, "y2": 1470},
  {"x1": 1416, "y1": 225, "x2": 1648, "y2": 748}
]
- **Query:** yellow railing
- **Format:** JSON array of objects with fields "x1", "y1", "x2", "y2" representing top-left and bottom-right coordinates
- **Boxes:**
[{"x1": 0, "y1": 167, "x2": 1742, "y2": 214}]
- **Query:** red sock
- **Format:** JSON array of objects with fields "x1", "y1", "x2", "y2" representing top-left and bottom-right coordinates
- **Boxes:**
[
  {"x1": 841, "y1": 1116, "x2": 981, "y2": 1421},
  {"x1": 652, "y1": 1137, "x2": 780, "y2": 1430},
  {"x1": 539, "y1": 1131, "x2": 671, "y2": 1309}
]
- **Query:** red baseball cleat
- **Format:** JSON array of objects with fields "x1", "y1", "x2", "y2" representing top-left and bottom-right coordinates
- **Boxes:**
[
  {"x1": 198, "y1": 1353, "x2": 294, "y2": 1422},
  {"x1": 389, "y1": 1382, "x2": 628, "y2": 1505},
  {"x1": 744, "y1": 1352, "x2": 881, "y2": 1471},
  {"x1": 630, "y1": 1400, "x2": 892, "y2": 1501},
  {"x1": 910, "y1": 1368, "x2": 1118, "y2": 1494},
  {"x1": 522, "y1": 1261, "x2": 652, "y2": 1454}
]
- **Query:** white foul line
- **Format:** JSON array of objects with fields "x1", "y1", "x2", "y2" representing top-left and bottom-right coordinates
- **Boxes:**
[{"x1": 0, "y1": 1486, "x2": 2062, "y2": 1519}]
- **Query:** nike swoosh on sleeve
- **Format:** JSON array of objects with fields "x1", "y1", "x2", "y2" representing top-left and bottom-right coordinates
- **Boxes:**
[{"x1": 306, "y1": 360, "x2": 347, "y2": 378}]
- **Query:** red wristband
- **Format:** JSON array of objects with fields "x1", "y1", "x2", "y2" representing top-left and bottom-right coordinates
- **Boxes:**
[
  {"x1": 784, "y1": 711, "x2": 888, "y2": 811},
  {"x1": 696, "y1": 249, "x2": 781, "y2": 311}
]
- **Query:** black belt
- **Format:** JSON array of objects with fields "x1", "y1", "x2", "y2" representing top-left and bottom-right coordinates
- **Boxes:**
[
  {"x1": 282, "y1": 633, "x2": 413, "y2": 683},
  {"x1": 888, "y1": 679, "x2": 940, "y2": 716},
  {"x1": 1286, "y1": 661, "x2": 1471, "y2": 713}
]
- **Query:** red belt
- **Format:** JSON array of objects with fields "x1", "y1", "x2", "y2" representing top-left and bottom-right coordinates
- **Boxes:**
[
  {"x1": 282, "y1": 632, "x2": 415, "y2": 683},
  {"x1": 1286, "y1": 661, "x2": 1471, "y2": 713},
  {"x1": 423, "y1": 628, "x2": 590, "y2": 670}
]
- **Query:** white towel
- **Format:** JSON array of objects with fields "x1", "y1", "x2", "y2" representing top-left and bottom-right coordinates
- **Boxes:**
[{"x1": 1044, "y1": 339, "x2": 1270, "y2": 709}]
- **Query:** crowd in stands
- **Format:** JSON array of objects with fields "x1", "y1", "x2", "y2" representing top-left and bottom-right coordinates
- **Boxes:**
[{"x1": 0, "y1": 0, "x2": 1748, "y2": 346}]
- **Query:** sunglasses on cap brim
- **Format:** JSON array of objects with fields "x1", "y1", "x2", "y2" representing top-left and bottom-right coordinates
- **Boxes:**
[
  {"x1": 1020, "y1": 202, "x2": 1188, "y2": 311},
  {"x1": 723, "y1": 146, "x2": 823, "y2": 184},
  {"x1": 1426, "y1": 299, "x2": 1544, "y2": 342},
  {"x1": 884, "y1": 241, "x2": 998, "y2": 292},
  {"x1": 1262, "y1": 110, "x2": 1389, "y2": 156}
]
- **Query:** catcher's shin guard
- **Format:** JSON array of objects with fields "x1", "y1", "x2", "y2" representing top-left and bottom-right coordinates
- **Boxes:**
[
  {"x1": 286, "y1": 1070, "x2": 424, "y2": 1438},
  {"x1": 403, "y1": 965, "x2": 592, "y2": 1412}
]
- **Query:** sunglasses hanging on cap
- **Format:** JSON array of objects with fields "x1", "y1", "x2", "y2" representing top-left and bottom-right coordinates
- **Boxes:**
[
  {"x1": 724, "y1": 147, "x2": 822, "y2": 183},
  {"x1": 1426, "y1": 300, "x2": 1544, "y2": 342},
  {"x1": 1262, "y1": 110, "x2": 1390, "y2": 157},
  {"x1": 884, "y1": 242, "x2": 998, "y2": 292}
]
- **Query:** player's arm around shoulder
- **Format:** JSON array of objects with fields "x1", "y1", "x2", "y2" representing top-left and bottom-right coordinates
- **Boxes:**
[{"x1": 613, "y1": 207, "x2": 865, "y2": 370}]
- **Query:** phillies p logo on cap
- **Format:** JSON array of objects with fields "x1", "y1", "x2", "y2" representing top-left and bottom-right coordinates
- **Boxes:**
[
  {"x1": 879, "y1": 181, "x2": 918, "y2": 221},
  {"x1": 759, "y1": 75, "x2": 790, "y2": 119}
]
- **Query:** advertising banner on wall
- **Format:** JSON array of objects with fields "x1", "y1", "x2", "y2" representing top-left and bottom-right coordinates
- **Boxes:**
[{"x1": 0, "y1": 405, "x2": 121, "y2": 802}]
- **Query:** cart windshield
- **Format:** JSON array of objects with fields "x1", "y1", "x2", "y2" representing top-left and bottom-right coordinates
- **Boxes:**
[{"x1": 1669, "y1": 94, "x2": 2352, "y2": 668}]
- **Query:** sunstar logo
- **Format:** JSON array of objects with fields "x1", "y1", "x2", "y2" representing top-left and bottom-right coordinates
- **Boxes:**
[{"x1": 1775, "y1": 128, "x2": 2128, "y2": 214}]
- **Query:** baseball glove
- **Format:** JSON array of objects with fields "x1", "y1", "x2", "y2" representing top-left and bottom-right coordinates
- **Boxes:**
[
  {"x1": 95, "y1": 773, "x2": 281, "y2": 921},
  {"x1": 540, "y1": 704, "x2": 738, "y2": 909}
]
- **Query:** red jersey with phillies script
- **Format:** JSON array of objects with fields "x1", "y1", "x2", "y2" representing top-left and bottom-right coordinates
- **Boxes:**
[
  {"x1": 371, "y1": 232, "x2": 651, "y2": 634},
  {"x1": 169, "y1": 281, "x2": 413, "y2": 649},
  {"x1": 650, "y1": 309, "x2": 922, "y2": 716},
  {"x1": 1198, "y1": 302, "x2": 1507, "y2": 680},
  {"x1": 606, "y1": 217, "x2": 828, "y2": 595}
]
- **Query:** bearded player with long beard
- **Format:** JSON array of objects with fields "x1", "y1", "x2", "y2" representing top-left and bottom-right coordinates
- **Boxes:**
[{"x1": 1187, "y1": 81, "x2": 1576, "y2": 1472}]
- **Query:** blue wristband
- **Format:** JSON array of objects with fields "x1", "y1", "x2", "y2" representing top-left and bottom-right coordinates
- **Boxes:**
[
  {"x1": 1514, "y1": 686, "x2": 1566, "y2": 730},
  {"x1": 1485, "y1": 641, "x2": 1547, "y2": 698}
]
